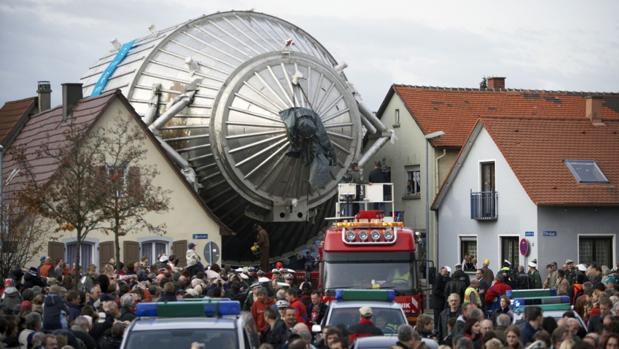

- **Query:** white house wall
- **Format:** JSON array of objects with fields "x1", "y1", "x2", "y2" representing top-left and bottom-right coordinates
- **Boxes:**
[
  {"x1": 29, "y1": 99, "x2": 222, "y2": 268},
  {"x1": 437, "y1": 128, "x2": 538, "y2": 272},
  {"x1": 366, "y1": 96, "x2": 435, "y2": 256}
]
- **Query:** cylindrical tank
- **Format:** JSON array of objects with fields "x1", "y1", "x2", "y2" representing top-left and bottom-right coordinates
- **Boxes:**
[{"x1": 81, "y1": 11, "x2": 363, "y2": 262}]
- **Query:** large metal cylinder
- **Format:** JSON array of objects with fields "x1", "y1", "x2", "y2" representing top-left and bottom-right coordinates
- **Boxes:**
[{"x1": 81, "y1": 11, "x2": 363, "y2": 262}]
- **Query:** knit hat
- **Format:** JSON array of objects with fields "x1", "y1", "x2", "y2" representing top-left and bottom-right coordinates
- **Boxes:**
[
  {"x1": 188, "y1": 243, "x2": 196, "y2": 249},
  {"x1": 483, "y1": 259, "x2": 490, "y2": 266},
  {"x1": 19, "y1": 300, "x2": 32, "y2": 312}
]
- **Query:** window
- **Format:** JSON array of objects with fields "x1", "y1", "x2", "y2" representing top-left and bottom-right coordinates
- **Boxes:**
[
  {"x1": 460, "y1": 236, "x2": 477, "y2": 267},
  {"x1": 565, "y1": 160, "x2": 608, "y2": 183},
  {"x1": 579, "y1": 236, "x2": 613, "y2": 267},
  {"x1": 393, "y1": 109, "x2": 400, "y2": 128},
  {"x1": 500, "y1": 236, "x2": 518, "y2": 268},
  {"x1": 66, "y1": 242, "x2": 94, "y2": 269},
  {"x1": 141, "y1": 240, "x2": 169, "y2": 266},
  {"x1": 405, "y1": 165, "x2": 421, "y2": 199}
]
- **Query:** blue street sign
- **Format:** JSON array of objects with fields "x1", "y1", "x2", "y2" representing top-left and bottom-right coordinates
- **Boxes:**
[
  {"x1": 192, "y1": 234, "x2": 209, "y2": 239},
  {"x1": 525, "y1": 231, "x2": 534, "y2": 237},
  {"x1": 543, "y1": 231, "x2": 557, "y2": 237}
]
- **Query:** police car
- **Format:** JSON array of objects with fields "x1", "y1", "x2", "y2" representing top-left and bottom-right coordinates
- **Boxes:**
[
  {"x1": 120, "y1": 299, "x2": 260, "y2": 349},
  {"x1": 508, "y1": 289, "x2": 587, "y2": 330},
  {"x1": 313, "y1": 289, "x2": 407, "y2": 336}
]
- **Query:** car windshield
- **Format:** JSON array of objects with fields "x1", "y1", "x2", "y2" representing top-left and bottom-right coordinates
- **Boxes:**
[
  {"x1": 324, "y1": 262, "x2": 412, "y2": 291},
  {"x1": 125, "y1": 329, "x2": 238, "y2": 349},
  {"x1": 328, "y1": 307, "x2": 406, "y2": 335}
]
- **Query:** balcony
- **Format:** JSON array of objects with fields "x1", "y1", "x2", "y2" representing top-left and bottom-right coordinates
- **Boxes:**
[{"x1": 470, "y1": 191, "x2": 498, "y2": 221}]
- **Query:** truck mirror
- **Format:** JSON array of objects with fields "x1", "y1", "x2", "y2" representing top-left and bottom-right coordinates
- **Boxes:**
[{"x1": 429, "y1": 266, "x2": 436, "y2": 284}]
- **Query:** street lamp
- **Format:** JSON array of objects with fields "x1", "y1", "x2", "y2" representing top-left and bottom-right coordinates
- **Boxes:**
[{"x1": 424, "y1": 130, "x2": 444, "y2": 283}]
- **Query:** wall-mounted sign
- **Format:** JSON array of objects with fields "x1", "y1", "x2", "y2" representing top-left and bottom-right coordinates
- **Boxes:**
[
  {"x1": 519, "y1": 238, "x2": 530, "y2": 256},
  {"x1": 192, "y1": 233, "x2": 209, "y2": 239},
  {"x1": 543, "y1": 231, "x2": 557, "y2": 237},
  {"x1": 525, "y1": 231, "x2": 535, "y2": 237}
]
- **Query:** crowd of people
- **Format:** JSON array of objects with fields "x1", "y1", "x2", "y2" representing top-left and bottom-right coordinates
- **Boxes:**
[
  {"x1": 1, "y1": 243, "x2": 619, "y2": 349},
  {"x1": 429, "y1": 258, "x2": 619, "y2": 349}
]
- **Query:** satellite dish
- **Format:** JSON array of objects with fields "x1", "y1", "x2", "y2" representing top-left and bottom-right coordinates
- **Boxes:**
[{"x1": 204, "y1": 241, "x2": 221, "y2": 265}]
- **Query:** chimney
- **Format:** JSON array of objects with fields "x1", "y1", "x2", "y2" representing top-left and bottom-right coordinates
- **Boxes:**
[
  {"x1": 62, "y1": 83, "x2": 83, "y2": 120},
  {"x1": 586, "y1": 95, "x2": 604, "y2": 126},
  {"x1": 36, "y1": 81, "x2": 52, "y2": 112},
  {"x1": 487, "y1": 77, "x2": 506, "y2": 90}
]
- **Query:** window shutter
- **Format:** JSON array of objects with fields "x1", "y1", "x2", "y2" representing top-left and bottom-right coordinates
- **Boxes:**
[
  {"x1": 123, "y1": 241, "x2": 140, "y2": 265},
  {"x1": 172, "y1": 240, "x2": 188, "y2": 267},
  {"x1": 99, "y1": 241, "x2": 115, "y2": 272},
  {"x1": 127, "y1": 166, "x2": 143, "y2": 199},
  {"x1": 48, "y1": 241, "x2": 65, "y2": 262}
]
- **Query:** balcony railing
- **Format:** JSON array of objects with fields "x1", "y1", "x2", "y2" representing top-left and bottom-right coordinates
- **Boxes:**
[{"x1": 471, "y1": 191, "x2": 498, "y2": 221}]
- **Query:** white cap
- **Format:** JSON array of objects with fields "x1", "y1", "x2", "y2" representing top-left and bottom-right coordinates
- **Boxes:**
[
  {"x1": 239, "y1": 273, "x2": 249, "y2": 280},
  {"x1": 577, "y1": 264, "x2": 587, "y2": 272},
  {"x1": 159, "y1": 255, "x2": 168, "y2": 263},
  {"x1": 359, "y1": 305, "x2": 373, "y2": 317},
  {"x1": 234, "y1": 267, "x2": 244, "y2": 273},
  {"x1": 258, "y1": 277, "x2": 270, "y2": 283},
  {"x1": 443, "y1": 266, "x2": 452, "y2": 273},
  {"x1": 528, "y1": 261, "x2": 537, "y2": 268}
]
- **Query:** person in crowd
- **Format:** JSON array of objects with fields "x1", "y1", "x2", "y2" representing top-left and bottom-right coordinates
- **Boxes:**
[
  {"x1": 446, "y1": 264, "x2": 470, "y2": 303},
  {"x1": 415, "y1": 314, "x2": 436, "y2": 340},
  {"x1": 474, "y1": 269, "x2": 490, "y2": 302},
  {"x1": 348, "y1": 305, "x2": 383, "y2": 345},
  {"x1": 479, "y1": 320, "x2": 493, "y2": 339},
  {"x1": 285, "y1": 288, "x2": 307, "y2": 325},
  {"x1": 528, "y1": 261, "x2": 542, "y2": 289},
  {"x1": 284, "y1": 307, "x2": 298, "y2": 330},
  {"x1": 439, "y1": 293, "x2": 462, "y2": 342},
  {"x1": 485, "y1": 275, "x2": 512, "y2": 310},
  {"x1": 544, "y1": 262, "x2": 558, "y2": 289},
  {"x1": 262, "y1": 308, "x2": 288, "y2": 349},
  {"x1": 520, "y1": 306, "x2": 543, "y2": 346},
  {"x1": 70, "y1": 316, "x2": 97, "y2": 349},
  {"x1": 514, "y1": 265, "x2": 531, "y2": 290},
  {"x1": 588, "y1": 295, "x2": 612, "y2": 333},
  {"x1": 464, "y1": 279, "x2": 482, "y2": 308},
  {"x1": 252, "y1": 287, "x2": 274, "y2": 334},
  {"x1": 307, "y1": 291, "x2": 327, "y2": 326},
  {"x1": 395, "y1": 324, "x2": 427, "y2": 349},
  {"x1": 506, "y1": 326, "x2": 523, "y2": 349},
  {"x1": 432, "y1": 266, "x2": 451, "y2": 330}
]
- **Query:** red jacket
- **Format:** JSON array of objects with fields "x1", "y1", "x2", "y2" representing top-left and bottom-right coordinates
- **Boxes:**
[
  {"x1": 251, "y1": 298, "x2": 274, "y2": 333},
  {"x1": 484, "y1": 281, "x2": 512, "y2": 305},
  {"x1": 290, "y1": 297, "x2": 308, "y2": 324},
  {"x1": 348, "y1": 317, "x2": 384, "y2": 344}
]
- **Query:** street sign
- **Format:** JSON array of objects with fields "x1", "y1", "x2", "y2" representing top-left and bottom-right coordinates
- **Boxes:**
[
  {"x1": 525, "y1": 231, "x2": 534, "y2": 237},
  {"x1": 543, "y1": 231, "x2": 557, "y2": 237},
  {"x1": 519, "y1": 238, "x2": 530, "y2": 256},
  {"x1": 192, "y1": 233, "x2": 209, "y2": 239}
]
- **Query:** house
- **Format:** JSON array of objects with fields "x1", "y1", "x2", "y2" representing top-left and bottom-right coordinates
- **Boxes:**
[
  {"x1": 2, "y1": 84, "x2": 224, "y2": 271},
  {"x1": 0, "y1": 81, "x2": 53, "y2": 147},
  {"x1": 431, "y1": 115, "x2": 619, "y2": 273},
  {"x1": 370, "y1": 78, "x2": 619, "y2": 266}
]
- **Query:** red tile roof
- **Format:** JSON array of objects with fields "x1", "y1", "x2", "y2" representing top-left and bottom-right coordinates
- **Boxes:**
[
  {"x1": 384, "y1": 85, "x2": 619, "y2": 148},
  {"x1": 483, "y1": 118, "x2": 619, "y2": 206},
  {"x1": 0, "y1": 97, "x2": 37, "y2": 146},
  {"x1": 3, "y1": 91, "x2": 117, "y2": 199},
  {"x1": 433, "y1": 117, "x2": 619, "y2": 208}
]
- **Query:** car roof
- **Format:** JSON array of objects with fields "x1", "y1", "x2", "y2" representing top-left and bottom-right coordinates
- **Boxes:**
[
  {"x1": 330, "y1": 300, "x2": 403, "y2": 310},
  {"x1": 131, "y1": 317, "x2": 238, "y2": 331}
]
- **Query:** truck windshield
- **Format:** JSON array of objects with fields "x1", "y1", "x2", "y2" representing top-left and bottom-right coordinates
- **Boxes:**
[
  {"x1": 324, "y1": 262, "x2": 412, "y2": 291},
  {"x1": 125, "y1": 329, "x2": 238, "y2": 349}
]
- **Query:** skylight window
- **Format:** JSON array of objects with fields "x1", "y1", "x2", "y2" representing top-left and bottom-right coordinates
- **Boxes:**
[{"x1": 565, "y1": 160, "x2": 608, "y2": 183}]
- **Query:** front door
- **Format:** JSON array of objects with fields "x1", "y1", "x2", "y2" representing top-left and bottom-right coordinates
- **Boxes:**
[
  {"x1": 481, "y1": 162, "x2": 495, "y2": 217},
  {"x1": 500, "y1": 236, "x2": 518, "y2": 268}
]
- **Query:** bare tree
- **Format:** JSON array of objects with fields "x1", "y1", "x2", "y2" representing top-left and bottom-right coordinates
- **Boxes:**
[
  {"x1": 97, "y1": 119, "x2": 170, "y2": 269},
  {"x1": 16, "y1": 123, "x2": 109, "y2": 278},
  {"x1": 0, "y1": 211, "x2": 48, "y2": 279}
]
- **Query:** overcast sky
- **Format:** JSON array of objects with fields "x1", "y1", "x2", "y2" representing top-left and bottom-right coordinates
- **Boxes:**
[{"x1": 1, "y1": 0, "x2": 618, "y2": 111}]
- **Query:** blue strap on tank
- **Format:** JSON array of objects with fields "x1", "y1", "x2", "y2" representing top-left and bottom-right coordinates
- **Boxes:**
[{"x1": 91, "y1": 40, "x2": 136, "y2": 96}]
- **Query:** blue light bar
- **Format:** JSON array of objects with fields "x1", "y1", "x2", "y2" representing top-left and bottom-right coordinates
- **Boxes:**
[
  {"x1": 136, "y1": 300, "x2": 241, "y2": 317},
  {"x1": 335, "y1": 289, "x2": 396, "y2": 302}
]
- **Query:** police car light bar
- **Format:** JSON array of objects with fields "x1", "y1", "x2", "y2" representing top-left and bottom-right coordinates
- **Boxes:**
[
  {"x1": 506, "y1": 289, "x2": 557, "y2": 299},
  {"x1": 136, "y1": 300, "x2": 241, "y2": 317},
  {"x1": 513, "y1": 302, "x2": 571, "y2": 314},
  {"x1": 512, "y1": 296, "x2": 570, "y2": 307},
  {"x1": 335, "y1": 289, "x2": 395, "y2": 302}
]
